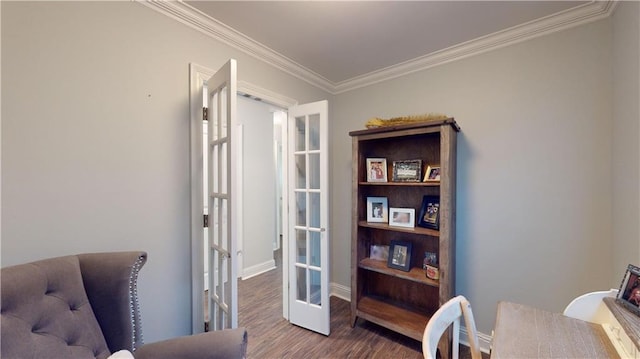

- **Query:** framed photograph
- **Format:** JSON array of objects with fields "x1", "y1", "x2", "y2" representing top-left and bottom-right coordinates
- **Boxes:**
[
  {"x1": 366, "y1": 158, "x2": 387, "y2": 182},
  {"x1": 367, "y1": 197, "x2": 388, "y2": 223},
  {"x1": 424, "y1": 165, "x2": 441, "y2": 182},
  {"x1": 418, "y1": 196, "x2": 440, "y2": 230},
  {"x1": 370, "y1": 244, "x2": 389, "y2": 261},
  {"x1": 392, "y1": 159, "x2": 422, "y2": 182},
  {"x1": 388, "y1": 240, "x2": 412, "y2": 272},
  {"x1": 616, "y1": 264, "x2": 640, "y2": 316},
  {"x1": 389, "y1": 207, "x2": 415, "y2": 228}
]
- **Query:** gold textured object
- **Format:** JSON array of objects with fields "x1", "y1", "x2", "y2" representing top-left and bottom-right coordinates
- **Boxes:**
[{"x1": 365, "y1": 113, "x2": 448, "y2": 128}]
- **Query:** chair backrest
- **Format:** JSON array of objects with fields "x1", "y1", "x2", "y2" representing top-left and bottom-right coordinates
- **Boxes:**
[
  {"x1": 422, "y1": 295, "x2": 482, "y2": 359},
  {"x1": 563, "y1": 289, "x2": 618, "y2": 324},
  {"x1": 1, "y1": 255, "x2": 111, "y2": 359}
]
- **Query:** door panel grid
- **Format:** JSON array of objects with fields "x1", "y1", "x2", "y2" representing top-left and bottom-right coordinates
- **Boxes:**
[
  {"x1": 288, "y1": 100, "x2": 329, "y2": 335},
  {"x1": 206, "y1": 60, "x2": 237, "y2": 331}
]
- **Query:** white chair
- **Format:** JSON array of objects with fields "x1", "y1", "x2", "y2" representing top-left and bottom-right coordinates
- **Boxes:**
[
  {"x1": 422, "y1": 295, "x2": 482, "y2": 359},
  {"x1": 563, "y1": 289, "x2": 618, "y2": 324}
]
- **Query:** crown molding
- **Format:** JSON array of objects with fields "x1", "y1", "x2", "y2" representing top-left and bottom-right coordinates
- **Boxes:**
[
  {"x1": 333, "y1": 1, "x2": 617, "y2": 93},
  {"x1": 141, "y1": 0, "x2": 617, "y2": 95},
  {"x1": 139, "y1": 0, "x2": 335, "y2": 94}
]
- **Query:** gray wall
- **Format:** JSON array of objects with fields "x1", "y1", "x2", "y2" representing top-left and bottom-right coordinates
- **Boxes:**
[
  {"x1": 331, "y1": 17, "x2": 625, "y2": 334},
  {"x1": 2, "y1": 0, "x2": 638, "y2": 344},
  {"x1": 1, "y1": 1, "x2": 329, "y2": 343},
  {"x1": 237, "y1": 95, "x2": 277, "y2": 274},
  {"x1": 612, "y1": 1, "x2": 640, "y2": 284}
]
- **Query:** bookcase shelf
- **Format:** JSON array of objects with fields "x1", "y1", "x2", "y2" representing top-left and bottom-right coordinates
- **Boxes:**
[
  {"x1": 357, "y1": 221, "x2": 440, "y2": 237},
  {"x1": 358, "y1": 258, "x2": 439, "y2": 287}
]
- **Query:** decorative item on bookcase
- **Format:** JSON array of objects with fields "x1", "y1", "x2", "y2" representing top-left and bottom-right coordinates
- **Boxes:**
[
  {"x1": 388, "y1": 240, "x2": 412, "y2": 272},
  {"x1": 366, "y1": 197, "x2": 388, "y2": 223},
  {"x1": 616, "y1": 264, "x2": 640, "y2": 316},
  {"x1": 418, "y1": 196, "x2": 440, "y2": 230},
  {"x1": 389, "y1": 207, "x2": 415, "y2": 228},
  {"x1": 392, "y1": 159, "x2": 422, "y2": 182},
  {"x1": 423, "y1": 252, "x2": 439, "y2": 280},
  {"x1": 423, "y1": 165, "x2": 441, "y2": 182},
  {"x1": 370, "y1": 245, "x2": 389, "y2": 261},
  {"x1": 366, "y1": 158, "x2": 387, "y2": 182}
]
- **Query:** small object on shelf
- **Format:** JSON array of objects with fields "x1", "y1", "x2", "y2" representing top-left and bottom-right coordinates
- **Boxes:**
[
  {"x1": 423, "y1": 251, "x2": 439, "y2": 280},
  {"x1": 392, "y1": 159, "x2": 422, "y2": 182},
  {"x1": 424, "y1": 165, "x2": 441, "y2": 182},
  {"x1": 366, "y1": 158, "x2": 388, "y2": 182},
  {"x1": 389, "y1": 208, "x2": 415, "y2": 228},
  {"x1": 418, "y1": 196, "x2": 440, "y2": 230},
  {"x1": 364, "y1": 113, "x2": 449, "y2": 128},
  {"x1": 425, "y1": 265, "x2": 439, "y2": 280},
  {"x1": 388, "y1": 240, "x2": 412, "y2": 272},
  {"x1": 370, "y1": 245, "x2": 389, "y2": 261},
  {"x1": 423, "y1": 252, "x2": 437, "y2": 269},
  {"x1": 366, "y1": 197, "x2": 388, "y2": 223}
]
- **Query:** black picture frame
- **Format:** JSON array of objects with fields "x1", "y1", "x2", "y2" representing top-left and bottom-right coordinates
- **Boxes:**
[
  {"x1": 392, "y1": 159, "x2": 422, "y2": 182},
  {"x1": 387, "y1": 240, "x2": 412, "y2": 272},
  {"x1": 616, "y1": 264, "x2": 640, "y2": 316},
  {"x1": 418, "y1": 195, "x2": 440, "y2": 230}
]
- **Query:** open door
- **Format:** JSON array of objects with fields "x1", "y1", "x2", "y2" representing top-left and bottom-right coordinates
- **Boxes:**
[
  {"x1": 205, "y1": 59, "x2": 238, "y2": 330},
  {"x1": 287, "y1": 100, "x2": 330, "y2": 335},
  {"x1": 191, "y1": 61, "x2": 327, "y2": 333}
]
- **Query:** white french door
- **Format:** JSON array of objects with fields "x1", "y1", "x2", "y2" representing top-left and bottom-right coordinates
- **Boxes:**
[
  {"x1": 287, "y1": 100, "x2": 330, "y2": 335},
  {"x1": 190, "y1": 61, "x2": 329, "y2": 335},
  {"x1": 205, "y1": 59, "x2": 238, "y2": 330}
]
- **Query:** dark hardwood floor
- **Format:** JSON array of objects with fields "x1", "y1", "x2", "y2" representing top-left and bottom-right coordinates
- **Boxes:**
[{"x1": 236, "y1": 251, "x2": 485, "y2": 358}]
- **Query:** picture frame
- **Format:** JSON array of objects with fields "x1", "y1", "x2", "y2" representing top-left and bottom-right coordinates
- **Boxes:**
[
  {"x1": 616, "y1": 264, "x2": 640, "y2": 316},
  {"x1": 388, "y1": 240, "x2": 412, "y2": 272},
  {"x1": 392, "y1": 159, "x2": 422, "y2": 182},
  {"x1": 366, "y1": 158, "x2": 388, "y2": 182},
  {"x1": 418, "y1": 196, "x2": 440, "y2": 230},
  {"x1": 370, "y1": 244, "x2": 389, "y2": 261},
  {"x1": 389, "y1": 207, "x2": 415, "y2": 228},
  {"x1": 366, "y1": 197, "x2": 388, "y2": 223},
  {"x1": 424, "y1": 165, "x2": 441, "y2": 182}
]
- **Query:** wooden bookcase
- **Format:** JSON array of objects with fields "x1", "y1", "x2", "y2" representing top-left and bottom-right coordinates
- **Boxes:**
[{"x1": 349, "y1": 119, "x2": 459, "y2": 358}]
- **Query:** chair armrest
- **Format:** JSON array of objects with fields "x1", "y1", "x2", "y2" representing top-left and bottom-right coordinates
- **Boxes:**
[
  {"x1": 133, "y1": 329, "x2": 248, "y2": 359},
  {"x1": 78, "y1": 251, "x2": 148, "y2": 352}
]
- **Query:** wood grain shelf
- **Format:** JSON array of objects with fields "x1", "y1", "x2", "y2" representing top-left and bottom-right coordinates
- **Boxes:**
[
  {"x1": 358, "y1": 221, "x2": 440, "y2": 237},
  {"x1": 356, "y1": 295, "x2": 433, "y2": 342},
  {"x1": 359, "y1": 258, "x2": 439, "y2": 287},
  {"x1": 358, "y1": 181, "x2": 440, "y2": 187}
]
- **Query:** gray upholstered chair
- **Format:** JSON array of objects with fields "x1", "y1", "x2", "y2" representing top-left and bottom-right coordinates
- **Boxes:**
[{"x1": 1, "y1": 251, "x2": 247, "y2": 359}]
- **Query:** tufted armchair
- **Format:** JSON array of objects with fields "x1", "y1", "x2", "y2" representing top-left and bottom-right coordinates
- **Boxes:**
[{"x1": 1, "y1": 251, "x2": 247, "y2": 359}]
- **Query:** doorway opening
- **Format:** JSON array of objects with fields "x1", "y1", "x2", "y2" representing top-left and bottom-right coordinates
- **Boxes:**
[
  {"x1": 192, "y1": 62, "x2": 329, "y2": 335},
  {"x1": 202, "y1": 89, "x2": 289, "y2": 329}
]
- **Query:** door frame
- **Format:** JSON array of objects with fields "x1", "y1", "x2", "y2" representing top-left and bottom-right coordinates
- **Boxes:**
[{"x1": 189, "y1": 63, "x2": 297, "y2": 332}]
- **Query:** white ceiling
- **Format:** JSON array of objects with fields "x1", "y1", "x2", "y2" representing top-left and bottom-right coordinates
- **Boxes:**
[{"x1": 146, "y1": 1, "x2": 615, "y2": 93}]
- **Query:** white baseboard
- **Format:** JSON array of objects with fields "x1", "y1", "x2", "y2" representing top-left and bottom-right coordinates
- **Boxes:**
[
  {"x1": 460, "y1": 327, "x2": 493, "y2": 354},
  {"x1": 330, "y1": 282, "x2": 351, "y2": 301},
  {"x1": 331, "y1": 284, "x2": 492, "y2": 354},
  {"x1": 241, "y1": 259, "x2": 276, "y2": 280}
]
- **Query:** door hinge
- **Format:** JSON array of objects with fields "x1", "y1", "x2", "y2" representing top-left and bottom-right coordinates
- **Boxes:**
[
  {"x1": 203, "y1": 214, "x2": 209, "y2": 228},
  {"x1": 202, "y1": 107, "x2": 208, "y2": 122}
]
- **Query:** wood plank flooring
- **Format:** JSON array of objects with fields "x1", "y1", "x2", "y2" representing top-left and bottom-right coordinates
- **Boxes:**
[{"x1": 237, "y1": 257, "x2": 485, "y2": 358}]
